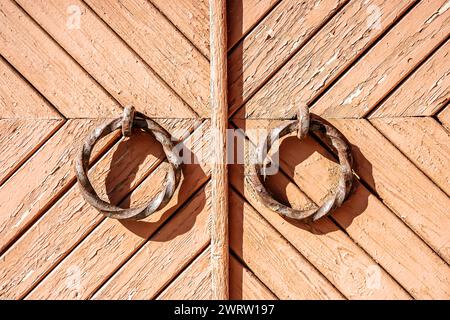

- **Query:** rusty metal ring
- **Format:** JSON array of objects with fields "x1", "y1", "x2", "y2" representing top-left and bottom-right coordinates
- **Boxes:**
[
  {"x1": 75, "y1": 112, "x2": 182, "y2": 220},
  {"x1": 247, "y1": 112, "x2": 354, "y2": 223}
]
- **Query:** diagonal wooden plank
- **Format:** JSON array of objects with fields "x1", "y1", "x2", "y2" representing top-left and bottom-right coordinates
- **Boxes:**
[
  {"x1": 369, "y1": 41, "x2": 450, "y2": 117},
  {"x1": 0, "y1": 57, "x2": 61, "y2": 119},
  {"x1": 149, "y1": 0, "x2": 281, "y2": 58},
  {"x1": 83, "y1": 0, "x2": 209, "y2": 117},
  {"x1": 0, "y1": 119, "x2": 119, "y2": 255},
  {"x1": 232, "y1": 0, "x2": 416, "y2": 119},
  {"x1": 0, "y1": 119, "x2": 64, "y2": 185},
  {"x1": 237, "y1": 119, "x2": 450, "y2": 299},
  {"x1": 26, "y1": 121, "x2": 211, "y2": 299},
  {"x1": 16, "y1": 0, "x2": 197, "y2": 119},
  {"x1": 330, "y1": 119, "x2": 450, "y2": 263},
  {"x1": 156, "y1": 250, "x2": 277, "y2": 300},
  {"x1": 92, "y1": 183, "x2": 211, "y2": 300},
  {"x1": 229, "y1": 254, "x2": 278, "y2": 300},
  {"x1": 156, "y1": 248, "x2": 212, "y2": 300},
  {"x1": 0, "y1": 0, "x2": 122, "y2": 118},
  {"x1": 228, "y1": 0, "x2": 347, "y2": 115},
  {"x1": 229, "y1": 189, "x2": 344, "y2": 300},
  {"x1": 229, "y1": 160, "x2": 410, "y2": 299},
  {"x1": 438, "y1": 104, "x2": 450, "y2": 130},
  {"x1": 312, "y1": 0, "x2": 450, "y2": 118},
  {"x1": 371, "y1": 117, "x2": 450, "y2": 196}
]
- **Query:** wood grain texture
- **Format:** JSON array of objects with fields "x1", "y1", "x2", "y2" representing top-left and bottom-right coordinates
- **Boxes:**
[
  {"x1": 230, "y1": 189, "x2": 345, "y2": 300},
  {"x1": 92, "y1": 183, "x2": 211, "y2": 300},
  {"x1": 238, "y1": 119, "x2": 450, "y2": 299},
  {"x1": 0, "y1": 119, "x2": 197, "y2": 299},
  {"x1": 157, "y1": 248, "x2": 212, "y2": 300},
  {"x1": 370, "y1": 41, "x2": 450, "y2": 117},
  {"x1": 438, "y1": 105, "x2": 450, "y2": 130},
  {"x1": 0, "y1": 119, "x2": 63, "y2": 185},
  {"x1": 83, "y1": 0, "x2": 208, "y2": 117},
  {"x1": 17, "y1": 0, "x2": 197, "y2": 119},
  {"x1": 312, "y1": 0, "x2": 450, "y2": 118},
  {"x1": 26, "y1": 120, "x2": 210, "y2": 299},
  {"x1": 0, "y1": 0, "x2": 122, "y2": 118},
  {"x1": 0, "y1": 57, "x2": 61, "y2": 119},
  {"x1": 233, "y1": 0, "x2": 416, "y2": 119},
  {"x1": 150, "y1": 0, "x2": 280, "y2": 58},
  {"x1": 0, "y1": 120, "x2": 118, "y2": 255},
  {"x1": 228, "y1": 0, "x2": 347, "y2": 115},
  {"x1": 210, "y1": 0, "x2": 229, "y2": 300},
  {"x1": 330, "y1": 119, "x2": 450, "y2": 264},
  {"x1": 371, "y1": 117, "x2": 450, "y2": 196},
  {"x1": 229, "y1": 162, "x2": 410, "y2": 298}
]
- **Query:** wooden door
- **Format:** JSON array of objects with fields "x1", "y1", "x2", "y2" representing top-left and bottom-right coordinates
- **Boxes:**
[{"x1": 0, "y1": 0, "x2": 449, "y2": 300}]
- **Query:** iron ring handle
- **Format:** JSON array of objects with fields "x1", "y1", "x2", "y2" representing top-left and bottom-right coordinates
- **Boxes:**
[
  {"x1": 75, "y1": 107, "x2": 182, "y2": 220},
  {"x1": 247, "y1": 108, "x2": 354, "y2": 223}
]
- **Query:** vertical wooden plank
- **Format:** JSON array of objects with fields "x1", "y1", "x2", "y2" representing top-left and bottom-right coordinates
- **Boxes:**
[{"x1": 210, "y1": 0, "x2": 229, "y2": 300}]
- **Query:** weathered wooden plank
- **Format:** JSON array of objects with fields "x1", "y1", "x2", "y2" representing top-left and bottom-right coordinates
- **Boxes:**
[
  {"x1": 228, "y1": 0, "x2": 347, "y2": 115},
  {"x1": 229, "y1": 190, "x2": 344, "y2": 300},
  {"x1": 227, "y1": 0, "x2": 281, "y2": 50},
  {"x1": 229, "y1": 254, "x2": 277, "y2": 300},
  {"x1": 157, "y1": 249, "x2": 212, "y2": 300},
  {"x1": 83, "y1": 0, "x2": 208, "y2": 117},
  {"x1": 26, "y1": 121, "x2": 211, "y2": 299},
  {"x1": 233, "y1": 0, "x2": 416, "y2": 119},
  {"x1": 371, "y1": 117, "x2": 450, "y2": 196},
  {"x1": 0, "y1": 120, "x2": 118, "y2": 255},
  {"x1": 210, "y1": 0, "x2": 229, "y2": 300},
  {"x1": 150, "y1": 0, "x2": 280, "y2": 58},
  {"x1": 0, "y1": 0, "x2": 122, "y2": 118},
  {"x1": 0, "y1": 119, "x2": 197, "y2": 299},
  {"x1": 17, "y1": 0, "x2": 197, "y2": 119},
  {"x1": 229, "y1": 162, "x2": 410, "y2": 299},
  {"x1": 159, "y1": 250, "x2": 277, "y2": 300},
  {"x1": 0, "y1": 57, "x2": 61, "y2": 119},
  {"x1": 331, "y1": 119, "x2": 450, "y2": 264},
  {"x1": 92, "y1": 183, "x2": 211, "y2": 300},
  {"x1": 438, "y1": 105, "x2": 450, "y2": 130},
  {"x1": 149, "y1": 0, "x2": 210, "y2": 57},
  {"x1": 313, "y1": 0, "x2": 450, "y2": 118},
  {"x1": 237, "y1": 119, "x2": 450, "y2": 298},
  {"x1": 0, "y1": 119, "x2": 64, "y2": 185},
  {"x1": 370, "y1": 41, "x2": 450, "y2": 117}
]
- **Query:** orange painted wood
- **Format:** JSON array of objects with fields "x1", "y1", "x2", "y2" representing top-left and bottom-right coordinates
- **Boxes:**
[
  {"x1": 371, "y1": 117, "x2": 450, "y2": 196},
  {"x1": 156, "y1": 250, "x2": 277, "y2": 300},
  {"x1": 84, "y1": 0, "x2": 208, "y2": 117},
  {"x1": 0, "y1": 57, "x2": 60, "y2": 119},
  {"x1": 229, "y1": 190, "x2": 344, "y2": 299},
  {"x1": 438, "y1": 105, "x2": 450, "y2": 130},
  {"x1": 26, "y1": 121, "x2": 210, "y2": 299},
  {"x1": 229, "y1": 163, "x2": 410, "y2": 299},
  {"x1": 331, "y1": 119, "x2": 450, "y2": 264},
  {"x1": 150, "y1": 0, "x2": 280, "y2": 58},
  {"x1": 0, "y1": 120, "x2": 118, "y2": 254},
  {"x1": 238, "y1": 119, "x2": 450, "y2": 298},
  {"x1": 0, "y1": 119, "x2": 196, "y2": 299},
  {"x1": 92, "y1": 183, "x2": 211, "y2": 300},
  {"x1": 17, "y1": 0, "x2": 197, "y2": 119},
  {"x1": 370, "y1": 41, "x2": 450, "y2": 117},
  {"x1": 229, "y1": 255, "x2": 277, "y2": 300},
  {"x1": 313, "y1": 0, "x2": 450, "y2": 118},
  {"x1": 233, "y1": 0, "x2": 416, "y2": 119},
  {"x1": 0, "y1": 119, "x2": 63, "y2": 185},
  {"x1": 228, "y1": 0, "x2": 346, "y2": 115},
  {"x1": 157, "y1": 249, "x2": 212, "y2": 300},
  {"x1": 210, "y1": 0, "x2": 229, "y2": 300},
  {"x1": 0, "y1": 0, "x2": 122, "y2": 118}
]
